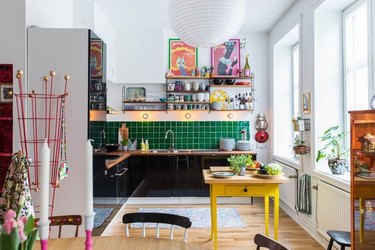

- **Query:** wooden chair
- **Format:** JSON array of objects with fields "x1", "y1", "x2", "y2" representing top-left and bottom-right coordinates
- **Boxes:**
[
  {"x1": 254, "y1": 234, "x2": 290, "y2": 250},
  {"x1": 36, "y1": 215, "x2": 82, "y2": 238},
  {"x1": 122, "y1": 212, "x2": 192, "y2": 242},
  {"x1": 326, "y1": 230, "x2": 351, "y2": 250}
]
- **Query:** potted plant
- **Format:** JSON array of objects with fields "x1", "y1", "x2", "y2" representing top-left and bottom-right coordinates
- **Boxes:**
[
  {"x1": 316, "y1": 126, "x2": 349, "y2": 174},
  {"x1": 227, "y1": 154, "x2": 253, "y2": 176},
  {"x1": 293, "y1": 135, "x2": 310, "y2": 155}
]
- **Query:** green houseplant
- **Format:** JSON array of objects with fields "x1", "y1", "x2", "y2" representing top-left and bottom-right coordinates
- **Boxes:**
[
  {"x1": 227, "y1": 154, "x2": 253, "y2": 175},
  {"x1": 316, "y1": 125, "x2": 349, "y2": 174},
  {"x1": 293, "y1": 135, "x2": 310, "y2": 155}
]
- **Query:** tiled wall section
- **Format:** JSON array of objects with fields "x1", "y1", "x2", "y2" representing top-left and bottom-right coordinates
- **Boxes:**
[{"x1": 90, "y1": 121, "x2": 250, "y2": 150}]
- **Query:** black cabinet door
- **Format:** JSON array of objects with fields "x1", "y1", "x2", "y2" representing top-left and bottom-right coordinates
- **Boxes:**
[
  {"x1": 145, "y1": 156, "x2": 172, "y2": 197},
  {"x1": 171, "y1": 155, "x2": 197, "y2": 196},
  {"x1": 93, "y1": 155, "x2": 117, "y2": 197},
  {"x1": 129, "y1": 156, "x2": 148, "y2": 197}
]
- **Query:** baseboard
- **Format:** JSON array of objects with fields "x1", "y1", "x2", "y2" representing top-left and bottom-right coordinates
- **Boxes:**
[
  {"x1": 279, "y1": 199, "x2": 331, "y2": 249},
  {"x1": 126, "y1": 197, "x2": 255, "y2": 205}
]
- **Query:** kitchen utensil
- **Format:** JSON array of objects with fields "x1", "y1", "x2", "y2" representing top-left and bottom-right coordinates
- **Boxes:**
[
  {"x1": 106, "y1": 143, "x2": 119, "y2": 152},
  {"x1": 210, "y1": 90, "x2": 229, "y2": 103},
  {"x1": 197, "y1": 93, "x2": 204, "y2": 102},
  {"x1": 213, "y1": 79, "x2": 223, "y2": 85},
  {"x1": 184, "y1": 82, "x2": 191, "y2": 91},
  {"x1": 236, "y1": 140, "x2": 251, "y2": 150},
  {"x1": 225, "y1": 79, "x2": 236, "y2": 85},
  {"x1": 192, "y1": 82, "x2": 199, "y2": 91},
  {"x1": 255, "y1": 131, "x2": 269, "y2": 143},
  {"x1": 220, "y1": 138, "x2": 235, "y2": 151},
  {"x1": 211, "y1": 101, "x2": 223, "y2": 110},
  {"x1": 212, "y1": 172, "x2": 235, "y2": 178}
]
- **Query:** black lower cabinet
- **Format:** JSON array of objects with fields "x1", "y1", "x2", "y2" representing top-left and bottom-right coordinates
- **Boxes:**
[
  {"x1": 93, "y1": 155, "x2": 130, "y2": 205},
  {"x1": 145, "y1": 156, "x2": 172, "y2": 197},
  {"x1": 172, "y1": 156, "x2": 199, "y2": 197},
  {"x1": 128, "y1": 156, "x2": 148, "y2": 197}
]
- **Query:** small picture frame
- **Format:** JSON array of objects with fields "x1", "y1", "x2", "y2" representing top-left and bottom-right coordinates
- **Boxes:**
[
  {"x1": 0, "y1": 84, "x2": 13, "y2": 103},
  {"x1": 303, "y1": 92, "x2": 311, "y2": 114}
]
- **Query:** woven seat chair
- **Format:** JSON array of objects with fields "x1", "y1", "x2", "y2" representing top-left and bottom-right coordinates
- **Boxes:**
[{"x1": 122, "y1": 212, "x2": 192, "y2": 242}]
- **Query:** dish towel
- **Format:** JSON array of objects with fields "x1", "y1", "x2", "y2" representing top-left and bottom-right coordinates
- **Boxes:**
[{"x1": 297, "y1": 174, "x2": 312, "y2": 215}]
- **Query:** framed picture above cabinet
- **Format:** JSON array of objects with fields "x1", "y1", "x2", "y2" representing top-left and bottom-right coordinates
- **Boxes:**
[{"x1": 168, "y1": 38, "x2": 198, "y2": 77}]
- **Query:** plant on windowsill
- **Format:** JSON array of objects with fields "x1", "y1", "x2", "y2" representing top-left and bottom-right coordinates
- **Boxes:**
[
  {"x1": 316, "y1": 125, "x2": 349, "y2": 175},
  {"x1": 293, "y1": 135, "x2": 310, "y2": 155},
  {"x1": 227, "y1": 154, "x2": 253, "y2": 176}
]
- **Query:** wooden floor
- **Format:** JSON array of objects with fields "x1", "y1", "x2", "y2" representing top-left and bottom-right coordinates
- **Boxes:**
[{"x1": 101, "y1": 198, "x2": 323, "y2": 250}]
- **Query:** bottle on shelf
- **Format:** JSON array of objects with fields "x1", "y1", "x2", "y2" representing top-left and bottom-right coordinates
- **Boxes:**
[
  {"x1": 229, "y1": 98, "x2": 234, "y2": 110},
  {"x1": 234, "y1": 95, "x2": 239, "y2": 110},
  {"x1": 145, "y1": 139, "x2": 149, "y2": 150},
  {"x1": 141, "y1": 138, "x2": 145, "y2": 151},
  {"x1": 244, "y1": 54, "x2": 250, "y2": 77}
]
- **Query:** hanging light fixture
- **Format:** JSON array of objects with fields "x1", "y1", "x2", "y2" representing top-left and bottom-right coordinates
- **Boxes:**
[{"x1": 168, "y1": 0, "x2": 245, "y2": 48}]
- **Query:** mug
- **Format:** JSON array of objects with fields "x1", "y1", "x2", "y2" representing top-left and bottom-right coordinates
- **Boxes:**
[
  {"x1": 192, "y1": 94, "x2": 197, "y2": 101},
  {"x1": 168, "y1": 83, "x2": 175, "y2": 91},
  {"x1": 184, "y1": 95, "x2": 191, "y2": 101},
  {"x1": 168, "y1": 104, "x2": 174, "y2": 110},
  {"x1": 192, "y1": 82, "x2": 199, "y2": 91},
  {"x1": 183, "y1": 104, "x2": 188, "y2": 110},
  {"x1": 199, "y1": 82, "x2": 206, "y2": 91},
  {"x1": 204, "y1": 93, "x2": 210, "y2": 102},
  {"x1": 197, "y1": 93, "x2": 204, "y2": 102},
  {"x1": 184, "y1": 82, "x2": 191, "y2": 91}
]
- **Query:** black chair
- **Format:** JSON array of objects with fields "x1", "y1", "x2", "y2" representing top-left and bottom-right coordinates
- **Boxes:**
[
  {"x1": 254, "y1": 234, "x2": 290, "y2": 250},
  {"x1": 326, "y1": 230, "x2": 351, "y2": 250},
  {"x1": 122, "y1": 212, "x2": 192, "y2": 242}
]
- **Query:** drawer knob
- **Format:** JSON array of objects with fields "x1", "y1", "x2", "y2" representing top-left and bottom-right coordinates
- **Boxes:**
[{"x1": 244, "y1": 188, "x2": 248, "y2": 192}]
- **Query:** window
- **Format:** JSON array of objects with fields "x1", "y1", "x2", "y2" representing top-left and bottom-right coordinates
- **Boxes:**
[
  {"x1": 344, "y1": 0, "x2": 372, "y2": 119},
  {"x1": 292, "y1": 43, "x2": 300, "y2": 118},
  {"x1": 273, "y1": 24, "x2": 300, "y2": 166}
]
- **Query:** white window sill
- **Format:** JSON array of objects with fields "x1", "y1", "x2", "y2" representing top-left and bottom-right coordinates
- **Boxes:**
[
  {"x1": 272, "y1": 154, "x2": 301, "y2": 170},
  {"x1": 308, "y1": 169, "x2": 350, "y2": 192}
]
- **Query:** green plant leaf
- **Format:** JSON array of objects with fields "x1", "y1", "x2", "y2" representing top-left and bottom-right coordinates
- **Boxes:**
[
  {"x1": 25, "y1": 229, "x2": 38, "y2": 250},
  {"x1": 316, "y1": 150, "x2": 326, "y2": 162},
  {"x1": 24, "y1": 216, "x2": 35, "y2": 234}
]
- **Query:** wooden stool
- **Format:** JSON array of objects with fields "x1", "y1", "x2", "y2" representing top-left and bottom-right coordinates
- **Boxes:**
[{"x1": 326, "y1": 230, "x2": 351, "y2": 250}]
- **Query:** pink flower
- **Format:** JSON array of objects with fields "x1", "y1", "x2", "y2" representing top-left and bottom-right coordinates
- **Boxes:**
[
  {"x1": 2, "y1": 220, "x2": 15, "y2": 234},
  {"x1": 18, "y1": 228, "x2": 27, "y2": 242},
  {"x1": 4, "y1": 209, "x2": 16, "y2": 221},
  {"x1": 21, "y1": 217, "x2": 28, "y2": 224},
  {"x1": 17, "y1": 219, "x2": 24, "y2": 230}
]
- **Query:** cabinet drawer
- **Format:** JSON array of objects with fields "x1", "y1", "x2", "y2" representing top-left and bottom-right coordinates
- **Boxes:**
[{"x1": 225, "y1": 185, "x2": 266, "y2": 196}]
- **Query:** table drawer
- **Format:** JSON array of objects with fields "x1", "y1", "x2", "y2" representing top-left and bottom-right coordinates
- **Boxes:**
[{"x1": 225, "y1": 185, "x2": 266, "y2": 195}]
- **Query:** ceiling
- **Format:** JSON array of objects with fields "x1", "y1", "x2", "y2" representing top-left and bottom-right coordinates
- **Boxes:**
[{"x1": 95, "y1": 0, "x2": 296, "y2": 32}]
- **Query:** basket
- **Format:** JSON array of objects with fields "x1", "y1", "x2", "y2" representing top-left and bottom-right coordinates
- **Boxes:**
[{"x1": 293, "y1": 145, "x2": 310, "y2": 155}]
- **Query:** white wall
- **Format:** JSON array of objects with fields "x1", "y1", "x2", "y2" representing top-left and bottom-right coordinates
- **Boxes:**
[{"x1": 26, "y1": 0, "x2": 74, "y2": 28}]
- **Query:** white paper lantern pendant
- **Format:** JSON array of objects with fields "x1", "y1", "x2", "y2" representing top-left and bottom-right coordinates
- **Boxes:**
[{"x1": 168, "y1": 0, "x2": 245, "y2": 48}]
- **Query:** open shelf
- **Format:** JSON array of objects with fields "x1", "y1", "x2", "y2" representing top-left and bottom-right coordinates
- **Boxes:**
[
  {"x1": 122, "y1": 101, "x2": 165, "y2": 104},
  {"x1": 210, "y1": 84, "x2": 253, "y2": 87},
  {"x1": 166, "y1": 90, "x2": 210, "y2": 93}
]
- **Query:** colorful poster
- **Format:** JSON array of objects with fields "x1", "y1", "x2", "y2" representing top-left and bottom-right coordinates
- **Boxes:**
[
  {"x1": 90, "y1": 40, "x2": 103, "y2": 78},
  {"x1": 211, "y1": 39, "x2": 240, "y2": 76},
  {"x1": 169, "y1": 39, "x2": 198, "y2": 76}
]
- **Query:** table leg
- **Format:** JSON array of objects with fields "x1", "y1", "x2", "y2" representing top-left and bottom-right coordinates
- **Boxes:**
[
  {"x1": 264, "y1": 196, "x2": 269, "y2": 236},
  {"x1": 211, "y1": 190, "x2": 218, "y2": 250},
  {"x1": 274, "y1": 186, "x2": 279, "y2": 240},
  {"x1": 209, "y1": 185, "x2": 214, "y2": 240}
]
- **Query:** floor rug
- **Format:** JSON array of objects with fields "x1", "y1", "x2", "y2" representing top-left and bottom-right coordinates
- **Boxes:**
[
  {"x1": 355, "y1": 211, "x2": 375, "y2": 231},
  {"x1": 94, "y1": 208, "x2": 114, "y2": 228},
  {"x1": 131, "y1": 207, "x2": 246, "y2": 228}
]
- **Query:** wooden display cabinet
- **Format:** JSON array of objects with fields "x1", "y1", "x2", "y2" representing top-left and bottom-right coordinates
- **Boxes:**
[{"x1": 349, "y1": 110, "x2": 375, "y2": 249}]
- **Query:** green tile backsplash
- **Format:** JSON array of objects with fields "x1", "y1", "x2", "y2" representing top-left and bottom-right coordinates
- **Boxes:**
[{"x1": 90, "y1": 121, "x2": 250, "y2": 150}]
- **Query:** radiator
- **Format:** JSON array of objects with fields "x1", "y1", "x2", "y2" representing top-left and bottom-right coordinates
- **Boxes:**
[
  {"x1": 316, "y1": 180, "x2": 350, "y2": 237},
  {"x1": 277, "y1": 162, "x2": 298, "y2": 211}
]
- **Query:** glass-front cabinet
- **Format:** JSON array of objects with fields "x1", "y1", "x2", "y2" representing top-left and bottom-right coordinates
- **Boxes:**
[{"x1": 349, "y1": 110, "x2": 375, "y2": 249}]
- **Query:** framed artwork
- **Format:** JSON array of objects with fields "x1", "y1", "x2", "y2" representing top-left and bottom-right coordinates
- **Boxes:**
[
  {"x1": 0, "y1": 64, "x2": 13, "y2": 83},
  {"x1": 303, "y1": 92, "x2": 311, "y2": 114},
  {"x1": 90, "y1": 40, "x2": 103, "y2": 78},
  {"x1": 211, "y1": 39, "x2": 240, "y2": 76},
  {"x1": 1, "y1": 84, "x2": 13, "y2": 103},
  {"x1": 168, "y1": 38, "x2": 198, "y2": 76}
]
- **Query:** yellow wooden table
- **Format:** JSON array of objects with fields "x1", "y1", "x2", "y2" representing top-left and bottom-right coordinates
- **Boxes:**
[{"x1": 203, "y1": 169, "x2": 289, "y2": 250}]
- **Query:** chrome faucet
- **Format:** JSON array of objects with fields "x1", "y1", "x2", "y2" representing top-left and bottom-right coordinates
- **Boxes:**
[
  {"x1": 99, "y1": 129, "x2": 106, "y2": 150},
  {"x1": 165, "y1": 129, "x2": 175, "y2": 151}
]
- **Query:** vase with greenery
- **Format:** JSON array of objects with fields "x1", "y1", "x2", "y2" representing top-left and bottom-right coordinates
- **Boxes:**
[
  {"x1": 316, "y1": 125, "x2": 349, "y2": 174},
  {"x1": 227, "y1": 154, "x2": 253, "y2": 176}
]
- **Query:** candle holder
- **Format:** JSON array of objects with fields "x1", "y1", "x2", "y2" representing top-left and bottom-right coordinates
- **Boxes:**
[
  {"x1": 84, "y1": 212, "x2": 96, "y2": 250},
  {"x1": 38, "y1": 220, "x2": 50, "y2": 250}
]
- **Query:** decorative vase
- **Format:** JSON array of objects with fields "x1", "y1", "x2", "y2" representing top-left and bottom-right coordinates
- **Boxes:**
[
  {"x1": 239, "y1": 166, "x2": 246, "y2": 176},
  {"x1": 328, "y1": 159, "x2": 349, "y2": 175}
]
